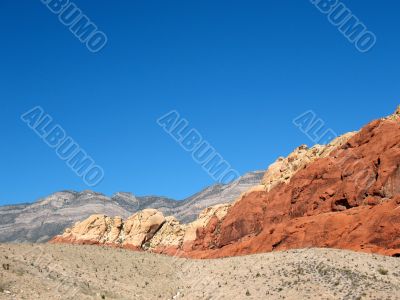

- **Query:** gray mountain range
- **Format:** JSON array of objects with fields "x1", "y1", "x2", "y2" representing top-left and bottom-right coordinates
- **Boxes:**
[{"x1": 0, "y1": 171, "x2": 263, "y2": 243}]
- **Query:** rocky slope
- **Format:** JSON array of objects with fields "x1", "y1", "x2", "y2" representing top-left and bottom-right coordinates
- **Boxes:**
[
  {"x1": 0, "y1": 171, "x2": 263, "y2": 243},
  {"x1": 52, "y1": 107, "x2": 400, "y2": 258}
]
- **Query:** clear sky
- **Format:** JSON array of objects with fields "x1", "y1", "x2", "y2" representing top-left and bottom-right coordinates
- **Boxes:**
[{"x1": 1, "y1": 1, "x2": 399, "y2": 205}]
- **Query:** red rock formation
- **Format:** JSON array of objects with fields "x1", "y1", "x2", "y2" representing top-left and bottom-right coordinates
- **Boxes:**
[{"x1": 187, "y1": 117, "x2": 400, "y2": 258}]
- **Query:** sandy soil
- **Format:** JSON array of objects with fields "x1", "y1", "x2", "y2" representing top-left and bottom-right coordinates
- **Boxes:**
[{"x1": 0, "y1": 244, "x2": 399, "y2": 300}]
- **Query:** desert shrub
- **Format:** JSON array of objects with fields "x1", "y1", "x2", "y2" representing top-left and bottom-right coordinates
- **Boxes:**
[{"x1": 378, "y1": 268, "x2": 389, "y2": 275}]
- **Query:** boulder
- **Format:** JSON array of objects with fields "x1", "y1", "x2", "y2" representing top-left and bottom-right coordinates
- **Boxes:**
[
  {"x1": 122, "y1": 209, "x2": 166, "y2": 249},
  {"x1": 148, "y1": 216, "x2": 187, "y2": 252}
]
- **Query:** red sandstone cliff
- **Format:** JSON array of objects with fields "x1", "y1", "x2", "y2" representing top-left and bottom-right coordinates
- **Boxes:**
[{"x1": 189, "y1": 114, "x2": 400, "y2": 258}]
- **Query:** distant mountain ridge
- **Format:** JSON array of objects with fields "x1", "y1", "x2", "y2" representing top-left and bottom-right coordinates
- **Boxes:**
[{"x1": 0, "y1": 171, "x2": 263, "y2": 243}]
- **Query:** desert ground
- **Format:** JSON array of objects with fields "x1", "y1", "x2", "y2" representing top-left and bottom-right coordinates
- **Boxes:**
[{"x1": 0, "y1": 244, "x2": 399, "y2": 300}]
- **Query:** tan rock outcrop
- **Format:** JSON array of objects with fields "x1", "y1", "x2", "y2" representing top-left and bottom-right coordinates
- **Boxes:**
[
  {"x1": 108, "y1": 216, "x2": 123, "y2": 243},
  {"x1": 52, "y1": 203, "x2": 233, "y2": 254},
  {"x1": 262, "y1": 132, "x2": 357, "y2": 191},
  {"x1": 122, "y1": 209, "x2": 166, "y2": 249},
  {"x1": 383, "y1": 105, "x2": 400, "y2": 121},
  {"x1": 52, "y1": 209, "x2": 166, "y2": 249},
  {"x1": 148, "y1": 216, "x2": 187, "y2": 251},
  {"x1": 57, "y1": 214, "x2": 123, "y2": 244},
  {"x1": 183, "y1": 204, "x2": 231, "y2": 244}
]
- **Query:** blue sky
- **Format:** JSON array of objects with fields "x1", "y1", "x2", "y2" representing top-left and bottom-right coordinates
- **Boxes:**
[{"x1": 0, "y1": 1, "x2": 399, "y2": 205}]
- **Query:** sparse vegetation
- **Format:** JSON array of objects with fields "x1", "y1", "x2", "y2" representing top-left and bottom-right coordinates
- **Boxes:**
[
  {"x1": 378, "y1": 267, "x2": 389, "y2": 275},
  {"x1": 0, "y1": 245, "x2": 399, "y2": 299}
]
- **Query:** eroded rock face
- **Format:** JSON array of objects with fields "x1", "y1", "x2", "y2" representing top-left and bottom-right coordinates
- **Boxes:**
[
  {"x1": 262, "y1": 132, "x2": 357, "y2": 191},
  {"x1": 52, "y1": 209, "x2": 166, "y2": 250},
  {"x1": 52, "y1": 204, "x2": 233, "y2": 254},
  {"x1": 59, "y1": 214, "x2": 112, "y2": 244},
  {"x1": 187, "y1": 117, "x2": 400, "y2": 258},
  {"x1": 122, "y1": 209, "x2": 166, "y2": 249},
  {"x1": 182, "y1": 204, "x2": 231, "y2": 250},
  {"x1": 148, "y1": 216, "x2": 186, "y2": 253}
]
